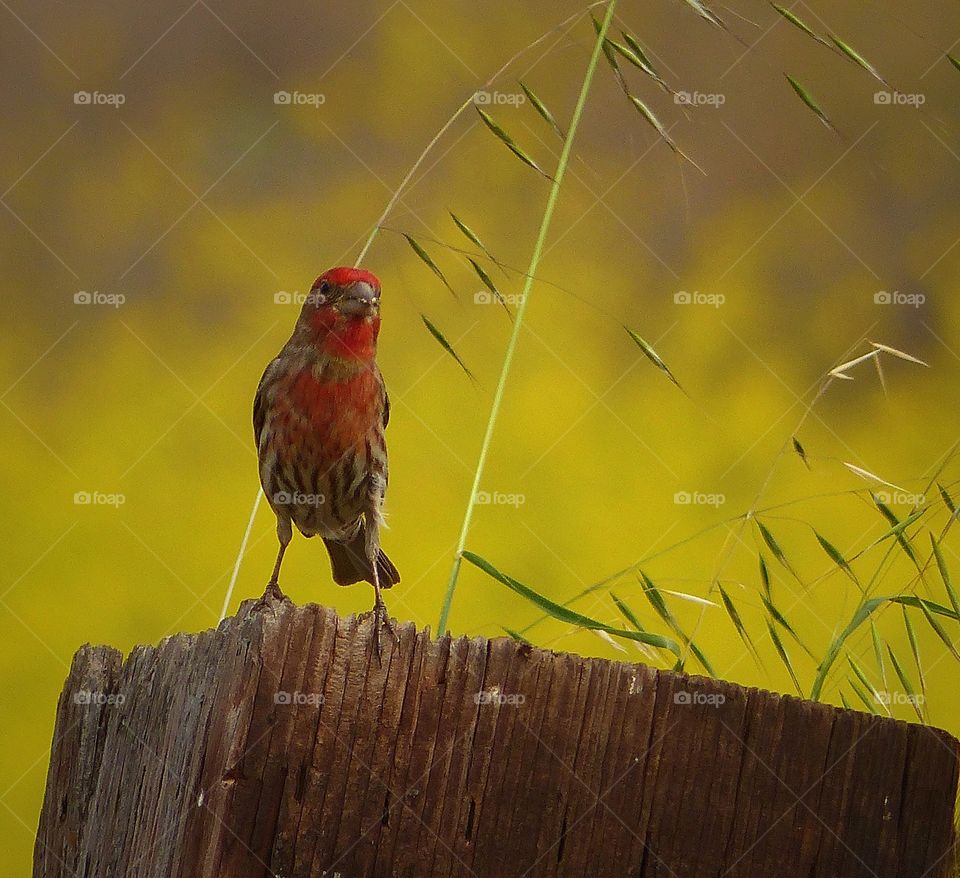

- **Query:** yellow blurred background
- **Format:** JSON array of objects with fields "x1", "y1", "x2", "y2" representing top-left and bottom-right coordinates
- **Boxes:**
[{"x1": 3, "y1": 1, "x2": 960, "y2": 870}]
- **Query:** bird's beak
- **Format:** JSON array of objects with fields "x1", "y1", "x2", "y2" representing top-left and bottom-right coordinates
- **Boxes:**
[{"x1": 338, "y1": 280, "x2": 379, "y2": 317}]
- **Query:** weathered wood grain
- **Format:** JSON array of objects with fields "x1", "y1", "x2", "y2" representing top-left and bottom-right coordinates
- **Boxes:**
[{"x1": 34, "y1": 592, "x2": 959, "y2": 877}]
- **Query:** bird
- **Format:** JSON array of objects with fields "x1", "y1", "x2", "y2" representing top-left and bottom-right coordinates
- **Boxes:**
[{"x1": 253, "y1": 266, "x2": 399, "y2": 655}]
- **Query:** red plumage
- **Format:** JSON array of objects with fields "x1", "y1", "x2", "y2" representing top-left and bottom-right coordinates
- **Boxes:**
[{"x1": 254, "y1": 267, "x2": 399, "y2": 650}]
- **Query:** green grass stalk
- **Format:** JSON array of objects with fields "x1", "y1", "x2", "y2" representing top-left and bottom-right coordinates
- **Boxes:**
[{"x1": 437, "y1": 0, "x2": 619, "y2": 635}]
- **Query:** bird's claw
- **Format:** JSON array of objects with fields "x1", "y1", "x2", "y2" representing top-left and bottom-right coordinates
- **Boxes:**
[
  {"x1": 372, "y1": 594, "x2": 399, "y2": 665},
  {"x1": 255, "y1": 578, "x2": 285, "y2": 610}
]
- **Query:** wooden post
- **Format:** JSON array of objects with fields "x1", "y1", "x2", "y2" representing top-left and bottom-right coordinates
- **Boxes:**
[{"x1": 34, "y1": 592, "x2": 958, "y2": 877}]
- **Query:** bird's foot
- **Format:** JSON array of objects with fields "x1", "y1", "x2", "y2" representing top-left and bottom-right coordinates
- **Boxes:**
[
  {"x1": 255, "y1": 578, "x2": 286, "y2": 609},
  {"x1": 372, "y1": 593, "x2": 399, "y2": 665}
]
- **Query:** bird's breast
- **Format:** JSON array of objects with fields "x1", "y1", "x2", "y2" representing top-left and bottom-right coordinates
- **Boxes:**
[{"x1": 273, "y1": 364, "x2": 382, "y2": 456}]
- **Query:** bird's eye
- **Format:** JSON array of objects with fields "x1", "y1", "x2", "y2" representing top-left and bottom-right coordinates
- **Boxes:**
[{"x1": 309, "y1": 279, "x2": 330, "y2": 306}]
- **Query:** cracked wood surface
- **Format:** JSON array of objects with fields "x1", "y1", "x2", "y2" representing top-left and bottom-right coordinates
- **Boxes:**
[{"x1": 34, "y1": 592, "x2": 959, "y2": 877}]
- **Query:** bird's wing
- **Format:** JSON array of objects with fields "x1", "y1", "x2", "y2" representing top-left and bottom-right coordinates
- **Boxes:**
[
  {"x1": 378, "y1": 371, "x2": 390, "y2": 490},
  {"x1": 253, "y1": 357, "x2": 280, "y2": 449},
  {"x1": 375, "y1": 363, "x2": 390, "y2": 430}
]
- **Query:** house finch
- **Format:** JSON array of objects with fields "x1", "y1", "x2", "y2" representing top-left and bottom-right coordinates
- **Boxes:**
[{"x1": 254, "y1": 266, "x2": 399, "y2": 655}]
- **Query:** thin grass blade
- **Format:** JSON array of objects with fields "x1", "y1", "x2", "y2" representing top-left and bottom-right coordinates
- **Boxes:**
[
  {"x1": 639, "y1": 570, "x2": 675, "y2": 626},
  {"x1": 810, "y1": 590, "x2": 958, "y2": 704},
  {"x1": 687, "y1": 642, "x2": 715, "y2": 676},
  {"x1": 917, "y1": 597, "x2": 960, "y2": 662},
  {"x1": 761, "y1": 593, "x2": 814, "y2": 657},
  {"x1": 767, "y1": 619, "x2": 802, "y2": 695},
  {"x1": 844, "y1": 461, "x2": 906, "y2": 491},
  {"x1": 626, "y1": 95, "x2": 702, "y2": 170},
  {"x1": 624, "y1": 326, "x2": 684, "y2": 391},
  {"x1": 476, "y1": 107, "x2": 552, "y2": 179},
  {"x1": 404, "y1": 234, "x2": 457, "y2": 297},
  {"x1": 847, "y1": 654, "x2": 889, "y2": 714},
  {"x1": 462, "y1": 552, "x2": 681, "y2": 652},
  {"x1": 756, "y1": 519, "x2": 797, "y2": 579},
  {"x1": 628, "y1": 94, "x2": 671, "y2": 140},
  {"x1": 620, "y1": 32, "x2": 669, "y2": 91},
  {"x1": 660, "y1": 589, "x2": 718, "y2": 608},
  {"x1": 682, "y1": 0, "x2": 726, "y2": 29},
  {"x1": 886, "y1": 644, "x2": 924, "y2": 722},
  {"x1": 449, "y1": 212, "x2": 501, "y2": 267},
  {"x1": 871, "y1": 620, "x2": 887, "y2": 688},
  {"x1": 937, "y1": 483, "x2": 956, "y2": 515},
  {"x1": 873, "y1": 495, "x2": 921, "y2": 568},
  {"x1": 873, "y1": 353, "x2": 887, "y2": 395},
  {"x1": 785, "y1": 74, "x2": 836, "y2": 132},
  {"x1": 611, "y1": 592, "x2": 662, "y2": 661},
  {"x1": 608, "y1": 39, "x2": 652, "y2": 75},
  {"x1": 811, "y1": 597, "x2": 901, "y2": 700},
  {"x1": 812, "y1": 594, "x2": 960, "y2": 702},
  {"x1": 589, "y1": 15, "x2": 626, "y2": 84},
  {"x1": 830, "y1": 35, "x2": 888, "y2": 85},
  {"x1": 611, "y1": 592, "x2": 645, "y2": 632},
  {"x1": 759, "y1": 553, "x2": 772, "y2": 598},
  {"x1": 829, "y1": 350, "x2": 882, "y2": 380},
  {"x1": 770, "y1": 3, "x2": 830, "y2": 47},
  {"x1": 595, "y1": 628, "x2": 628, "y2": 653},
  {"x1": 868, "y1": 341, "x2": 929, "y2": 367},
  {"x1": 931, "y1": 533, "x2": 960, "y2": 618},
  {"x1": 519, "y1": 81, "x2": 565, "y2": 139},
  {"x1": 640, "y1": 571, "x2": 715, "y2": 674},
  {"x1": 848, "y1": 677, "x2": 880, "y2": 714},
  {"x1": 892, "y1": 595, "x2": 958, "y2": 619},
  {"x1": 421, "y1": 314, "x2": 475, "y2": 380},
  {"x1": 813, "y1": 529, "x2": 859, "y2": 586},
  {"x1": 621, "y1": 32, "x2": 657, "y2": 74},
  {"x1": 504, "y1": 627, "x2": 531, "y2": 644},
  {"x1": 468, "y1": 257, "x2": 511, "y2": 316},
  {"x1": 438, "y1": 0, "x2": 618, "y2": 635},
  {"x1": 901, "y1": 606, "x2": 925, "y2": 694},
  {"x1": 718, "y1": 582, "x2": 760, "y2": 661}
]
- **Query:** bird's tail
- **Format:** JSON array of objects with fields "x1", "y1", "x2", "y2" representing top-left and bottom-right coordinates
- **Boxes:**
[{"x1": 323, "y1": 527, "x2": 400, "y2": 588}]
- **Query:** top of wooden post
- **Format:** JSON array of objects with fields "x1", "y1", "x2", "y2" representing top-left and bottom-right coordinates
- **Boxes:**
[{"x1": 34, "y1": 591, "x2": 959, "y2": 877}]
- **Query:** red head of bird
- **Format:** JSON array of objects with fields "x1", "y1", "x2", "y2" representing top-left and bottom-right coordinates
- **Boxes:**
[{"x1": 296, "y1": 266, "x2": 382, "y2": 362}]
